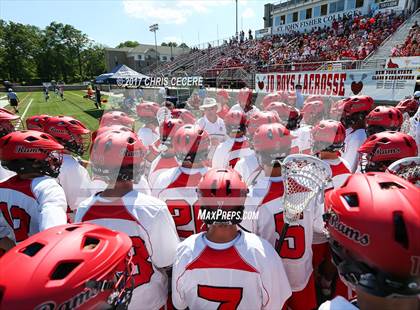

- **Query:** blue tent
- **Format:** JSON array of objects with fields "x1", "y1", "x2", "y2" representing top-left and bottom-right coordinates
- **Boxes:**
[{"x1": 95, "y1": 64, "x2": 149, "y2": 85}]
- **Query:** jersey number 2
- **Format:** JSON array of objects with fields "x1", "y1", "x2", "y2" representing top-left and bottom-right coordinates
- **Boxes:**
[
  {"x1": 198, "y1": 285, "x2": 243, "y2": 310},
  {"x1": 274, "y1": 212, "x2": 305, "y2": 259},
  {"x1": 0, "y1": 202, "x2": 30, "y2": 242},
  {"x1": 166, "y1": 200, "x2": 204, "y2": 238}
]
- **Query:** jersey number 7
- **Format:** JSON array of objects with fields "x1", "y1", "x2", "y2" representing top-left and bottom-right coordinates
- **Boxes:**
[
  {"x1": 198, "y1": 285, "x2": 243, "y2": 310},
  {"x1": 0, "y1": 202, "x2": 31, "y2": 242}
]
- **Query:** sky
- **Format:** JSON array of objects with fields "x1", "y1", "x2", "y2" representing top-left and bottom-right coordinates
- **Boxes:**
[{"x1": 0, "y1": 0, "x2": 266, "y2": 48}]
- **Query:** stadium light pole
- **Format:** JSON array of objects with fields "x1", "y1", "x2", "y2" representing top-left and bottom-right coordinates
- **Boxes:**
[
  {"x1": 149, "y1": 23, "x2": 159, "y2": 68},
  {"x1": 235, "y1": 0, "x2": 238, "y2": 38}
]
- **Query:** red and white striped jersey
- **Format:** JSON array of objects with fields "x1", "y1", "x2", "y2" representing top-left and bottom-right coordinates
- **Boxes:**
[
  {"x1": 245, "y1": 176, "x2": 324, "y2": 291},
  {"x1": 172, "y1": 231, "x2": 292, "y2": 310},
  {"x1": 148, "y1": 154, "x2": 179, "y2": 187},
  {"x1": 0, "y1": 175, "x2": 67, "y2": 243},
  {"x1": 212, "y1": 136, "x2": 255, "y2": 169},
  {"x1": 75, "y1": 190, "x2": 179, "y2": 310},
  {"x1": 152, "y1": 166, "x2": 208, "y2": 240}
]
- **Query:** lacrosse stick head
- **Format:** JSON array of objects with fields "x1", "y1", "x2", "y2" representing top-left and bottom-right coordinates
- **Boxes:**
[
  {"x1": 387, "y1": 156, "x2": 420, "y2": 187},
  {"x1": 282, "y1": 154, "x2": 332, "y2": 223},
  {"x1": 156, "y1": 106, "x2": 172, "y2": 126}
]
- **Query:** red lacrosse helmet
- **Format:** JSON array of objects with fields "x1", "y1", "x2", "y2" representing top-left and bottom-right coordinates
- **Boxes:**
[
  {"x1": 341, "y1": 96, "x2": 374, "y2": 127},
  {"x1": 266, "y1": 102, "x2": 301, "y2": 130},
  {"x1": 366, "y1": 106, "x2": 404, "y2": 136},
  {"x1": 43, "y1": 116, "x2": 90, "y2": 156},
  {"x1": 302, "y1": 100, "x2": 325, "y2": 125},
  {"x1": 217, "y1": 89, "x2": 230, "y2": 103},
  {"x1": 262, "y1": 91, "x2": 287, "y2": 110},
  {"x1": 287, "y1": 91, "x2": 297, "y2": 106},
  {"x1": 160, "y1": 118, "x2": 185, "y2": 155},
  {"x1": 253, "y1": 123, "x2": 293, "y2": 165},
  {"x1": 99, "y1": 111, "x2": 135, "y2": 129},
  {"x1": 197, "y1": 168, "x2": 248, "y2": 225},
  {"x1": 0, "y1": 108, "x2": 19, "y2": 138},
  {"x1": 171, "y1": 108, "x2": 196, "y2": 124},
  {"x1": 173, "y1": 125, "x2": 210, "y2": 164},
  {"x1": 311, "y1": 120, "x2": 346, "y2": 153},
  {"x1": 224, "y1": 110, "x2": 247, "y2": 136},
  {"x1": 246, "y1": 111, "x2": 280, "y2": 138},
  {"x1": 90, "y1": 130, "x2": 147, "y2": 182},
  {"x1": 396, "y1": 98, "x2": 418, "y2": 116},
  {"x1": 237, "y1": 87, "x2": 253, "y2": 106},
  {"x1": 0, "y1": 223, "x2": 134, "y2": 309},
  {"x1": 305, "y1": 95, "x2": 324, "y2": 103},
  {"x1": 136, "y1": 101, "x2": 160, "y2": 123},
  {"x1": 325, "y1": 172, "x2": 420, "y2": 297},
  {"x1": 91, "y1": 125, "x2": 134, "y2": 142},
  {"x1": 329, "y1": 99, "x2": 346, "y2": 121},
  {"x1": 25, "y1": 114, "x2": 50, "y2": 131},
  {"x1": 0, "y1": 130, "x2": 64, "y2": 177},
  {"x1": 358, "y1": 131, "x2": 418, "y2": 172}
]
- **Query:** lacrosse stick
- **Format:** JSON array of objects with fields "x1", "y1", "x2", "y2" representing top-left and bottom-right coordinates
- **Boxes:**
[
  {"x1": 400, "y1": 112, "x2": 411, "y2": 134},
  {"x1": 156, "y1": 106, "x2": 172, "y2": 126},
  {"x1": 278, "y1": 154, "x2": 332, "y2": 249},
  {"x1": 387, "y1": 156, "x2": 420, "y2": 186}
]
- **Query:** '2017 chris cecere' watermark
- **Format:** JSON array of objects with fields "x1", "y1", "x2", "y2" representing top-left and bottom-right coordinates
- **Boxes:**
[{"x1": 116, "y1": 76, "x2": 203, "y2": 88}]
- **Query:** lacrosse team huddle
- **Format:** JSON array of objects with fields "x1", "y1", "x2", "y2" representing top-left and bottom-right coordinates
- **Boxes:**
[{"x1": 0, "y1": 88, "x2": 419, "y2": 310}]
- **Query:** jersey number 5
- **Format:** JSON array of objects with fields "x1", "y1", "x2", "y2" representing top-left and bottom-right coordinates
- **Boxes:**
[
  {"x1": 198, "y1": 285, "x2": 243, "y2": 310},
  {"x1": 274, "y1": 212, "x2": 305, "y2": 259},
  {"x1": 0, "y1": 202, "x2": 31, "y2": 242}
]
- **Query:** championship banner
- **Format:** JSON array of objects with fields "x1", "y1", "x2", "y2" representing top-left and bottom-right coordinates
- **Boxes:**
[{"x1": 255, "y1": 69, "x2": 418, "y2": 101}]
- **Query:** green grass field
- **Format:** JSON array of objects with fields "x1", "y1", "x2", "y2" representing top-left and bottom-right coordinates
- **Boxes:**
[{"x1": 4, "y1": 90, "x2": 111, "y2": 132}]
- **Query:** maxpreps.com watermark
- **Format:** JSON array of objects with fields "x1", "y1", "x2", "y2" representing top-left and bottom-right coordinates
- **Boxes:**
[
  {"x1": 116, "y1": 76, "x2": 203, "y2": 88},
  {"x1": 198, "y1": 209, "x2": 259, "y2": 222}
]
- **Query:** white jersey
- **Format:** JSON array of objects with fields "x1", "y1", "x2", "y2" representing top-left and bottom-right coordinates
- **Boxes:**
[
  {"x1": 342, "y1": 128, "x2": 367, "y2": 173},
  {"x1": 245, "y1": 176, "x2": 323, "y2": 291},
  {"x1": 196, "y1": 115, "x2": 227, "y2": 143},
  {"x1": 152, "y1": 166, "x2": 208, "y2": 239},
  {"x1": 172, "y1": 231, "x2": 292, "y2": 310},
  {"x1": 234, "y1": 153, "x2": 263, "y2": 186},
  {"x1": 75, "y1": 190, "x2": 179, "y2": 310},
  {"x1": 409, "y1": 110, "x2": 420, "y2": 154},
  {"x1": 0, "y1": 176, "x2": 67, "y2": 243},
  {"x1": 318, "y1": 296, "x2": 358, "y2": 310},
  {"x1": 212, "y1": 136, "x2": 255, "y2": 169},
  {"x1": 197, "y1": 116, "x2": 227, "y2": 159},
  {"x1": 148, "y1": 154, "x2": 179, "y2": 187},
  {"x1": 57, "y1": 154, "x2": 92, "y2": 210},
  {"x1": 313, "y1": 157, "x2": 352, "y2": 245},
  {"x1": 0, "y1": 163, "x2": 15, "y2": 182},
  {"x1": 230, "y1": 103, "x2": 260, "y2": 117},
  {"x1": 324, "y1": 157, "x2": 352, "y2": 189},
  {"x1": 137, "y1": 127, "x2": 159, "y2": 147},
  {"x1": 291, "y1": 125, "x2": 312, "y2": 154}
]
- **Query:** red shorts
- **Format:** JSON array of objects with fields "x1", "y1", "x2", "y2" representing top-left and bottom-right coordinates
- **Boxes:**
[
  {"x1": 285, "y1": 273, "x2": 317, "y2": 310},
  {"x1": 312, "y1": 242, "x2": 331, "y2": 269}
]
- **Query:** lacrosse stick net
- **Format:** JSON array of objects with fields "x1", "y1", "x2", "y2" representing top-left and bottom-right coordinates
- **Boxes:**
[
  {"x1": 400, "y1": 112, "x2": 411, "y2": 134},
  {"x1": 282, "y1": 154, "x2": 332, "y2": 223},
  {"x1": 387, "y1": 156, "x2": 420, "y2": 186},
  {"x1": 156, "y1": 106, "x2": 172, "y2": 126}
]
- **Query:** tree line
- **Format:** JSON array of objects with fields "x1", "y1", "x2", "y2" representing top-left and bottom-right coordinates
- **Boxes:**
[
  {"x1": 0, "y1": 20, "x2": 106, "y2": 84},
  {"x1": 116, "y1": 40, "x2": 189, "y2": 48}
]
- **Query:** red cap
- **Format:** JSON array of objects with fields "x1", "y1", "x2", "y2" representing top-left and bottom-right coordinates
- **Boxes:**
[
  {"x1": 173, "y1": 125, "x2": 210, "y2": 155},
  {"x1": 25, "y1": 115, "x2": 50, "y2": 131},
  {"x1": 246, "y1": 111, "x2": 280, "y2": 137},
  {"x1": 171, "y1": 108, "x2": 196, "y2": 124},
  {"x1": 262, "y1": 91, "x2": 288, "y2": 110},
  {"x1": 396, "y1": 98, "x2": 418, "y2": 115},
  {"x1": 366, "y1": 106, "x2": 403, "y2": 129},
  {"x1": 136, "y1": 101, "x2": 160, "y2": 118},
  {"x1": 253, "y1": 123, "x2": 292, "y2": 154},
  {"x1": 311, "y1": 119, "x2": 346, "y2": 146}
]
